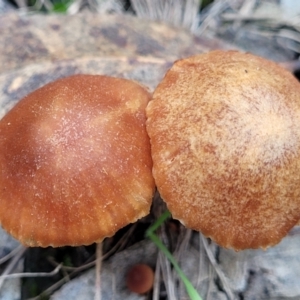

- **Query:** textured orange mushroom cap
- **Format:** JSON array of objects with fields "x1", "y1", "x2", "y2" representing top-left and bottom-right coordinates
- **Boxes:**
[
  {"x1": 0, "y1": 74, "x2": 155, "y2": 247},
  {"x1": 146, "y1": 50, "x2": 300, "y2": 250}
]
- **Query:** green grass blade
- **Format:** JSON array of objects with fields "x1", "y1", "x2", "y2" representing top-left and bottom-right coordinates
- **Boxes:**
[{"x1": 146, "y1": 211, "x2": 203, "y2": 300}]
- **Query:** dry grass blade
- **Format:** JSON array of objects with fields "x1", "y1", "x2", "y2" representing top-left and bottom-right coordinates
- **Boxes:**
[
  {"x1": 200, "y1": 234, "x2": 235, "y2": 300},
  {"x1": 0, "y1": 244, "x2": 25, "y2": 265},
  {"x1": 206, "y1": 263, "x2": 216, "y2": 300},
  {"x1": 182, "y1": 0, "x2": 201, "y2": 31},
  {"x1": 94, "y1": 243, "x2": 103, "y2": 300},
  {"x1": 48, "y1": 224, "x2": 137, "y2": 274},
  {"x1": 0, "y1": 264, "x2": 62, "y2": 279},
  {"x1": 0, "y1": 245, "x2": 27, "y2": 292},
  {"x1": 197, "y1": 0, "x2": 300, "y2": 55},
  {"x1": 159, "y1": 251, "x2": 177, "y2": 299},
  {"x1": 131, "y1": 0, "x2": 201, "y2": 30},
  {"x1": 29, "y1": 224, "x2": 137, "y2": 299},
  {"x1": 158, "y1": 220, "x2": 177, "y2": 299},
  {"x1": 27, "y1": 258, "x2": 94, "y2": 300},
  {"x1": 197, "y1": 0, "x2": 231, "y2": 35},
  {"x1": 195, "y1": 232, "x2": 212, "y2": 294},
  {"x1": 174, "y1": 227, "x2": 192, "y2": 259},
  {"x1": 236, "y1": 26, "x2": 300, "y2": 53},
  {"x1": 153, "y1": 255, "x2": 162, "y2": 300},
  {"x1": 276, "y1": 29, "x2": 300, "y2": 53},
  {"x1": 232, "y1": 0, "x2": 256, "y2": 28},
  {"x1": 173, "y1": 228, "x2": 196, "y2": 299},
  {"x1": 85, "y1": 0, "x2": 124, "y2": 13}
]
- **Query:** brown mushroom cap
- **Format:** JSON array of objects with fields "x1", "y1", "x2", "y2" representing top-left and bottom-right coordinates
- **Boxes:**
[
  {"x1": 0, "y1": 74, "x2": 155, "y2": 247},
  {"x1": 146, "y1": 50, "x2": 300, "y2": 250},
  {"x1": 126, "y1": 264, "x2": 154, "y2": 294}
]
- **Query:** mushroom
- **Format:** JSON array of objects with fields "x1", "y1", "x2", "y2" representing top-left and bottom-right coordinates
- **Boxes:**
[
  {"x1": 146, "y1": 50, "x2": 300, "y2": 250},
  {"x1": 126, "y1": 264, "x2": 154, "y2": 294},
  {"x1": 0, "y1": 74, "x2": 155, "y2": 247}
]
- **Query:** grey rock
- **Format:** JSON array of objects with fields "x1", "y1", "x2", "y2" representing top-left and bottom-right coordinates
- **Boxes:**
[
  {"x1": 218, "y1": 231, "x2": 300, "y2": 299},
  {"x1": 0, "y1": 227, "x2": 20, "y2": 257},
  {"x1": 0, "y1": 0, "x2": 15, "y2": 14}
]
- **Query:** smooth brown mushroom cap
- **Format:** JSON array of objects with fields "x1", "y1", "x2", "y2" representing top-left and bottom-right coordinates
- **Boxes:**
[
  {"x1": 146, "y1": 50, "x2": 300, "y2": 250},
  {"x1": 126, "y1": 264, "x2": 154, "y2": 294},
  {"x1": 0, "y1": 74, "x2": 155, "y2": 247}
]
